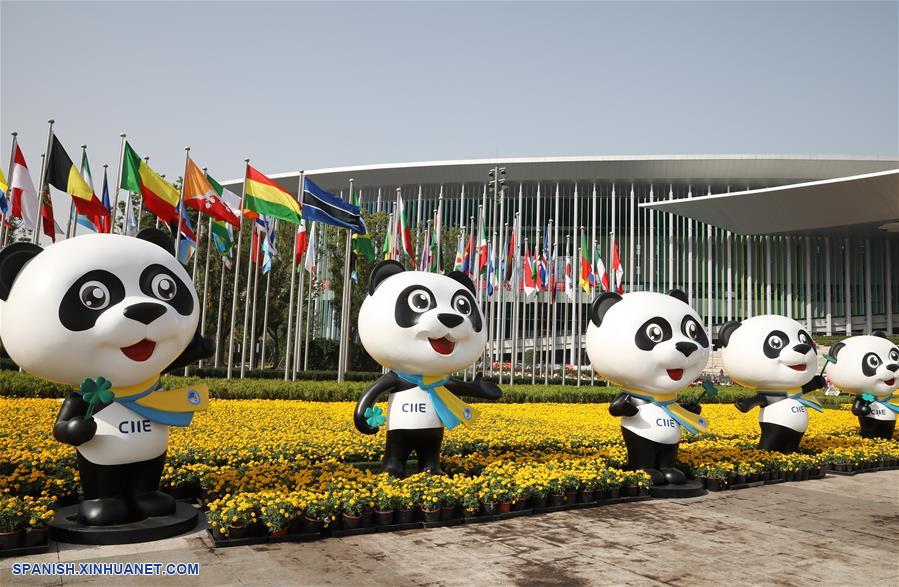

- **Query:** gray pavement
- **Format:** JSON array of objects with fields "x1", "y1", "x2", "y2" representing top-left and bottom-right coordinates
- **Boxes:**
[{"x1": 3, "y1": 470, "x2": 897, "y2": 586}]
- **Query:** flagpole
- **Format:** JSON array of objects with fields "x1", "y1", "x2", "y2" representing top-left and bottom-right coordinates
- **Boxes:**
[
  {"x1": 214, "y1": 250, "x2": 228, "y2": 368},
  {"x1": 532, "y1": 227, "x2": 540, "y2": 384},
  {"x1": 173, "y1": 147, "x2": 190, "y2": 256},
  {"x1": 1, "y1": 131, "x2": 18, "y2": 246},
  {"x1": 498, "y1": 223, "x2": 508, "y2": 383},
  {"x1": 226, "y1": 159, "x2": 250, "y2": 379},
  {"x1": 304, "y1": 233, "x2": 315, "y2": 370},
  {"x1": 562, "y1": 233, "x2": 570, "y2": 386},
  {"x1": 246, "y1": 225, "x2": 261, "y2": 373},
  {"x1": 111, "y1": 133, "x2": 126, "y2": 234},
  {"x1": 284, "y1": 171, "x2": 303, "y2": 380},
  {"x1": 259, "y1": 253, "x2": 273, "y2": 369},
  {"x1": 552, "y1": 182, "x2": 561, "y2": 380},
  {"x1": 199, "y1": 214, "x2": 213, "y2": 369},
  {"x1": 591, "y1": 183, "x2": 598, "y2": 386},
  {"x1": 576, "y1": 226, "x2": 584, "y2": 387},
  {"x1": 293, "y1": 261, "x2": 306, "y2": 380},
  {"x1": 137, "y1": 156, "x2": 149, "y2": 232},
  {"x1": 182, "y1": 208, "x2": 203, "y2": 376},
  {"x1": 337, "y1": 178, "x2": 355, "y2": 382},
  {"x1": 32, "y1": 119, "x2": 55, "y2": 246}
]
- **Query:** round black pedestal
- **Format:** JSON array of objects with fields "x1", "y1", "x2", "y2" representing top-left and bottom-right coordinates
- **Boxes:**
[
  {"x1": 49, "y1": 502, "x2": 199, "y2": 545},
  {"x1": 649, "y1": 479, "x2": 706, "y2": 499}
]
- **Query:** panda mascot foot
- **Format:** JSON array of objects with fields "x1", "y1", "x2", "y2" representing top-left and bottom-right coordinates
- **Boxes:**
[
  {"x1": 858, "y1": 418, "x2": 896, "y2": 440},
  {"x1": 354, "y1": 262, "x2": 501, "y2": 478},
  {"x1": 133, "y1": 491, "x2": 177, "y2": 518},
  {"x1": 78, "y1": 498, "x2": 133, "y2": 526}
]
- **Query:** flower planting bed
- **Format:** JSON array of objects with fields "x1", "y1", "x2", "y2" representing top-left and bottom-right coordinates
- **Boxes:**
[{"x1": 1, "y1": 398, "x2": 896, "y2": 552}]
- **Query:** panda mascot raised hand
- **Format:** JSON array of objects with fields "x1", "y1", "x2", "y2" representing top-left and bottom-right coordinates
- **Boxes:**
[
  {"x1": 827, "y1": 333, "x2": 899, "y2": 440},
  {"x1": 719, "y1": 315, "x2": 826, "y2": 453},
  {"x1": 354, "y1": 260, "x2": 501, "y2": 477},
  {"x1": 585, "y1": 289, "x2": 710, "y2": 492},
  {"x1": 0, "y1": 229, "x2": 213, "y2": 530}
]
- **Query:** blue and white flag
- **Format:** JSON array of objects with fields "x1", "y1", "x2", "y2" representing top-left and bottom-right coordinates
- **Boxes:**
[{"x1": 302, "y1": 178, "x2": 365, "y2": 233}]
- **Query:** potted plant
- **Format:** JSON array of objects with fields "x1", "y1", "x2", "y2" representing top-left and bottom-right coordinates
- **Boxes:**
[
  {"x1": 302, "y1": 492, "x2": 337, "y2": 533},
  {"x1": 261, "y1": 495, "x2": 294, "y2": 537},
  {"x1": 0, "y1": 496, "x2": 25, "y2": 550},
  {"x1": 21, "y1": 496, "x2": 54, "y2": 548},
  {"x1": 340, "y1": 492, "x2": 366, "y2": 530},
  {"x1": 372, "y1": 483, "x2": 398, "y2": 526}
]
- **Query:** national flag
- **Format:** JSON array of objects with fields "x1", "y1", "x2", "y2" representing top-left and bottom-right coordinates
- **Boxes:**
[
  {"x1": 261, "y1": 217, "x2": 277, "y2": 274},
  {"x1": 453, "y1": 235, "x2": 464, "y2": 271},
  {"x1": 537, "y1": 226, "x2": 550, "y2": 291},
  {"x1": 73, "y1": 148, "x2": 110, "y2": 234},
  {"x1": 395, "y1": 194, "x2": 415, "y2": 265},
  {"x1": 610, "y1": 237, "x2": 624, "y2": 294},
  {"x1": 294, "y1": 221, "x2": 308, "y2": 270},
  {"x1": 579, "y1": 231, "x2": 592, "y2": 293},
  {"x1": 418, "y1": 225, "x2": 431, "y2": 272},
  {"x1": 175, "y1": 206, "x2": 196, "y2": 264},
  {"x1": 10, "y1": 144, "x2": 40, "y2": 230},
  {"x1": 99, "y1": 166, "x2": 112, "y2": 233},
  {"x1": 123, "y1": 192, "x2": 138, "y2": 237},
  {"x1": 46, "y1": 136, "x2": 93, "y2": 202},
  {"x1": 304, "y1": 222, "x2": 318, "y2": 274},
  {"x1": 432, "y1": 199, "x2": 443, "y2": 273},
  {"x1": 40, "y1": 189, "x2": 58, "y2": 242},
  {"x1": 595, "y1": 247, "x2": 609, "y2": 292},
  {"x1": 504, "y1": 226, "x2": 515, "y2": 284},
  {"x1": 244, "y1": 165, "x2": 302, "y2": 224},
  {"x1": 523, "y1": 241, "x2": 537, "y2": 299},
  {"x1": 486, "y1": 243, "x2": 496, "y2": 297},
  {"x1": 0, "y1": 167, "x2": 7, "y2": 215},
  {"x1": 211, "y1": 219, "x2": 233, "y2": 255},
  {"x1": 302, "y1": 177, "x2": 366, "y2": 234},
  {"x1": 120, "y1": 142, "x2": 181, "y2": 224},
  {"x1": 564, "y1": 249, "x2": 574, "y2": 301},
  {"x1": 461, "y1": 230, "x2": 473, "y2": 274},
  {"x1": 382, "y1": 212, "x2": 395, "y2": 260},
  {"x1": 477, "y1": 212, "x2": 488, "y2": 273},
  {"x1": 183, "y1": 158, "x2": 241, "y2": 227}
]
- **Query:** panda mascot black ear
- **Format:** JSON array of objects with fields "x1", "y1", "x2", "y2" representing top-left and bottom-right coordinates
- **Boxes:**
[
  {"x1": 589, "y1": 292, "x2": 622, "y2": 328},
  {"x1": 717, "y1": 320, "x2": 742, "y2": 348},
  {"x1": 829, "y1": 341, "x2": 846, "y2": 362},
  {"x1": 136, "y1": 228, "x2": 175, "y2": 257},
  {"x1": 445, "y1": 270, "x2": 476, "y2": 295},
  {"x1": 667, "y1": 289, "x2": 689, "y2": 305},
  {"x1": 368, "y1": 260, "x2": 404, "y2": 295},
  {"x1": 873, "y1": 331, "x2": 888, "y2": 339},
  {"x1": 0, "y1": 242, "x2": 43, "y2": 301}
]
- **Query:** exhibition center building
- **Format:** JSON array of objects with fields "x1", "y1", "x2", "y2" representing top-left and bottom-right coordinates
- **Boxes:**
[{"x1": 239, "y1": 155, "x2": 899, "y2": 340}]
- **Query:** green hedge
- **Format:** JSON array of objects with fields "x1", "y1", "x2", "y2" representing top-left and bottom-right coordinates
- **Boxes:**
[{"x1": 0, "y1": 371, "x2": 851, "y2": 406}]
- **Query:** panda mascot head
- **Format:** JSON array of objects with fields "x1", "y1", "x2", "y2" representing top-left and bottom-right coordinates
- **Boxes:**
[
  {"x1": 585, "y1": 290, "x2": 710, "y2": 393},
  {"x1": 0, "y1": 230, "x2": 199, "y2": 388},
  {"x1": 718, "y1": 315, "x2": 817, "y2": 391},
  {"x1": 358, "y1": 261, "x2": 486, "y2": 376},
  {"x1": 827, "y1": 333, "x2": 898, "y2": 398}
]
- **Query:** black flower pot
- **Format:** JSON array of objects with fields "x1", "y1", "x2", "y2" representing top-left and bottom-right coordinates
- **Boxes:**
[
  {"x1": 374, "y1": 510, "x2": 395, "y2": 526},
  {"x1": 512, "y1": 498, "x2": 528, "y2": 511},
  {"x1": 228, "y1": 524, "x2": 249, "y2": 539},
  {"x1": 800, "y1": 469, "x2": 810, "y2": 481},
  {"x1": 577, "y1": 489, "x2": 594, "y2": 504},
  {"x1": 341, "y1": 514, "x2": 361, "y2": 530},
  {"x1": 706, "y1": 478, "x2": 723, "y2": 492},
  {"x1": 548, "y1": 494, "x2": 565, "y2": 507},
  {"x1": 564, "y1": 491, "x2": 578, "y2": 505},
  {"x1": 440, "y1": 506, "x2": 458, "y2": 521},
  {"x1": 594, "y1": 488, "x2": 608, "y2": 501},
  {"x1": 530, "y1": 495, "x2": 547, "y2": 509},
  {"x1": 360, "y1": 511, "x2": 373, "y2": 528},
  {"x1": 421, "y1": 508, "x2": 440, "y2": 523},
  {"x1": 300, "y1": 517, "x2": 323, "y2": 534},
  {"x1": 463, "y1": 509, "x2": 478, "y2": 520},
  {"x1": 396, "y1": 509, "x2": 415, "y2": 524},
  {"x1": 23, "y1": 528, "x2": 48, "y2": 547},
  {"x1": 481, "y1": 502, "x2": 497, "y2": 516}
]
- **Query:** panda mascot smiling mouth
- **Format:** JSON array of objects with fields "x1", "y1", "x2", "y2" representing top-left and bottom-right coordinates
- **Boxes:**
[
  {"x1": 354, "y1": 261, "x2": 501, "y2": 477},
  {"x1": 585, "y1": 289, "x2": 710, "y2": 487},
  {"x1": 720, "y1": 315, "x2": 826, "y2": 453},
  {"x1": 0, "y1": 229, "x2": 213, "y2": 527},
  {"x1": 826, "y1": 333, "x2": 899, "y2": 440}
]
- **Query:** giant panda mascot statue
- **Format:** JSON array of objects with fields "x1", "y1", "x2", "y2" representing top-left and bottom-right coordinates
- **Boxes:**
[
  {"x1": 0, "y1": 229, "x2": 213, "y2": 541},
  {"x1": 827, "y1": 333, "x2": 898, "y2": 440},
  {"x1": 585, "y1": 289, "x2": 710, "y2": 497},
  {"x1": 354, "y1": 260, "x2": 501, "y2": 477},
  {"x1": 719, "y1": 315, "x2": 826, "y2": 453}
]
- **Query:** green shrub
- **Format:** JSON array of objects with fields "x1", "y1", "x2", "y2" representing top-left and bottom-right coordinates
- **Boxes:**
[{"x1": 0, "y1": 370, "x2": 850, "y2": 406}]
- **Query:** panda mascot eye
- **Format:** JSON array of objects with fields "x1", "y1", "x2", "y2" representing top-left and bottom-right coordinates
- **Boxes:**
[
  {"x1": 890, "y1": 349, "x2": 899, "y2": 362},
  {"x1": 863, "y1": 352, "x2": 882, "y2": 375},
  {"x1": 79, "y1": 281, "x2": 111, "y2": 310},
  {"x1": 151, "y1": 274, "x2": 177, "y2": 301},
  {"x1": 680, "y1": 316, "x2": 709, "y2": 347},
  {"x1": 646, "y1": 324, "x2": 664, "y2": 342},
  {"x1": 797, "y1": 330, "x2": 815, "y2": 348},
  {"x1": 407, "y1": 289, "x2": 432, "y2": 313},
  {"x1": 768, "y1": 336, "x2": 783, "y2": 349},
  {"x1": 452, "y1": 293, "x2": 472, "y2": 316},
  {"x1": 763, "y1": 330, "x2": 789, "y2": 358}
]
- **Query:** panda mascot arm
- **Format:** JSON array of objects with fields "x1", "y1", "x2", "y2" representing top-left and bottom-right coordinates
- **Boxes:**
[
  {"x1": 353, "y1": 371, "x2": 415, "y2": 434},
  {"x1": 162, "y1": 330, "x2": 215, "y2": 374},
  {"x1": 735, "y1": 394, "x2": 767, "y2": 413},
  {"x1": 443, "y1": 372, "x2": 502, "y2": 400},
  {"x1": 53, "y1": 392, "x2": 99, "y2": 446},
  {"x1": 800, "y1": 374, "x2": 826, "y2": 394},
  {"x1": 851, "y1": 395, "x2": 872, "y2": 417},
  {"x1": 608, "y1": 392, "x2": 639, "y2": 417}
]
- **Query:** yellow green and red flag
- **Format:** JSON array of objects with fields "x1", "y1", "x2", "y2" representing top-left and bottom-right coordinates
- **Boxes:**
[
  {"x1": 120, "y1": 142, "x2": 180, "y2": 224},
  {"x1": 244, "y1": 165, "x2": 301, "y2": 224}
]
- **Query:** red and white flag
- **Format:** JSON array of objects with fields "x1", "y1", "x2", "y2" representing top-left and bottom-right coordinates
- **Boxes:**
[
  {"x1": 294, "y1": 222, "x2": 308, "y2": 269},
  {"x1": 10, "y1": 145, "x2": 40, "y2": 230},
  {"x1": 304, "y1": 222, "x2": 317, "y2": 274},
  {"x1": 610, "y1": 238, "x2": 624, "y2": 294}
]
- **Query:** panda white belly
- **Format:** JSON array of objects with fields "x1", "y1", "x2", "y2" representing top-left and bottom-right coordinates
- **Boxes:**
[
  {"x1": 76, "y1": 402, "x2": 169, "y2": 465},
  {"x1": 866, "y1": 401, "x2": 897, "y2": 422},
  {"x1": 620, "y1": 397, "x2": 682, "y2": 444},
  {"x1": 387, "y1": 387, "x2": 443, "y2": 431},
  {"x1": 759, "y1": 397, "x2": 809, "y2": 433}
]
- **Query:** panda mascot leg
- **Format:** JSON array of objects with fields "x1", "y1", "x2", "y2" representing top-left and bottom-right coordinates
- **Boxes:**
[
  {"x1": 858, "y1": 417, "x2": 896, "y2": 440},
  {"x1": 620, "y1": 428, "x2": 666, "y2": 485},
  {"x1": 758, "y1": 422, "x2": 804, "y2": 453},
  {"x1": 76, "y1": 453, "x2": 137, "y2": 525},
  {"x1": 383, "y1": 428, "x2": 445, "y2": 477},
  {"x1": 126, "y1": 453, "x2": 175, "y2": 517}
]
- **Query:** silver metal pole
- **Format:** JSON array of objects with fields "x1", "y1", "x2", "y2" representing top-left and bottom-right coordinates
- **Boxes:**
[
  {"x1": 2, "y1": 131, "x2": 18, "y2": 246},
  {"x1": 337, "y1": 179, "x2": 354, "y2": 382},
  {"x1": 111, "y1": 133, "x2": 126, "y2": 233},
  {"x1": 885, "y1": 240, "x2": 893, "y2": 335},
  {"x1": 805, "y1": 237, "x2": 812, "y2": 332},
  {"x1": 284, "y1": 171, "x2": 304, "y2": 380},
  {"x1": 293, "y1": 254, "x2": 306, "y2": 380},
  {"x1": 226, "y1": 159, "x2": 250, "y2": 379},
  {"x1": 33, "y1": 120, "x2": 55, "y2": 245},
  {"x1": 240, "y1": 208, "x2": 257, "y2": 378},
  {"x1": 214, "y1": 253, "x2": 228, "y2": 368},
  {"x1": 248, "y1": 236, "x2": 261, "y2": 371},
  {"x1": 174, "y1": 147, "x2": 190, "y2": 254},
  {"x1": 260, "y1": 262, "x2": 273, "y2": 368},
  {"x1": 864, "y1": 237, "x2": 872, "y2": 333},
  {"x1": 199, "y1": 214, "x2": 213, "y2": 368},
  {"x1": 825, "y1": 237, "x2": 833, "y2": 335}
]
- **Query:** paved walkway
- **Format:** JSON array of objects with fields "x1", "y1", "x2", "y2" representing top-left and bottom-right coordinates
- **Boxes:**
[{"x1": 3, "y1": 470, "x2": 898, "y2": 586}]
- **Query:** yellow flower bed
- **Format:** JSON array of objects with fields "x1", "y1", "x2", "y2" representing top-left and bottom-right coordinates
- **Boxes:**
[{"x1": 0, "y1": 398, "x2": 896, "y2": 534}]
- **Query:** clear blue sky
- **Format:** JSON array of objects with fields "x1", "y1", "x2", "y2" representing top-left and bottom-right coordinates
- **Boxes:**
[{"x1": 2, "y1": 1, "x2": 897, "y2": 184}]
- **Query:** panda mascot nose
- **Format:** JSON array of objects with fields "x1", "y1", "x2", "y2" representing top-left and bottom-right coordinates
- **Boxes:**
[
  {"x1": 124, "y1": 302, "x2": 167, "y2": 325},
  {"x1": 792, "y1": 343, "x2": 812, "y2": 355},
  {"x1": 886, "y1": 363, "x2": 899, "y2": 373},
  {"x1": 437, "y1": 313, "x2": 464, "y2": 328},
  {"x1": 675, "y1": 341, "x2": 698, "y2": 357}
]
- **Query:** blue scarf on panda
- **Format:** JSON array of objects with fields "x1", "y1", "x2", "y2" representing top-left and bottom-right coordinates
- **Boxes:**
[
  {"x1": 394, "y1": 372, "x2": 478, "y2": 430},
  {"x1": 759, "y1": 390, "x2": 824, "y2": 413}
]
